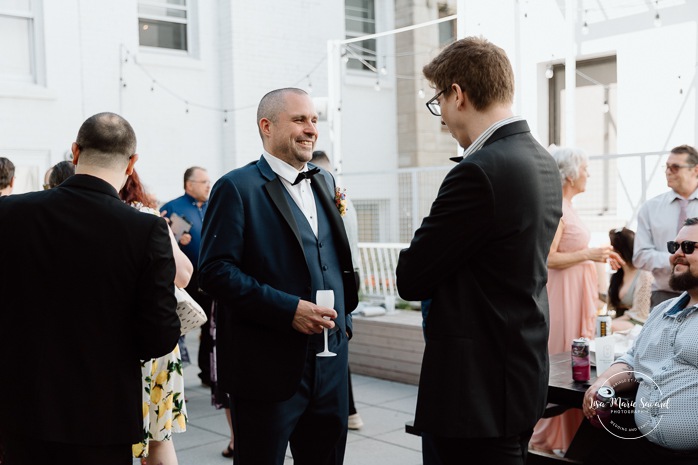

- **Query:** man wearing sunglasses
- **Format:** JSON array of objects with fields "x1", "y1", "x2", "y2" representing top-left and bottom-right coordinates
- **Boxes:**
[
  {"x1": 635, "y1": 145, "x2": 698, "y2": 307},
  {"x1": 582, "y1": 217, "x2": 698, "y2": 463},
  {"x1": 396, "y1": 37, "x2": 562, "y2": 465}
]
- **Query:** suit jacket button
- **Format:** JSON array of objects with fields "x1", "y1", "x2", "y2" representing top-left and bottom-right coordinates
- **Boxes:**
[{"x1": 322, "y1": 265, "x2": 328, "y2": 271}]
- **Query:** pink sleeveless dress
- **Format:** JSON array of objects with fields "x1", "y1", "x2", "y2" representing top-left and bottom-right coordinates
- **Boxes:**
[{"x1": 530, "y1": 198, "x2": 598, "y2": 452}]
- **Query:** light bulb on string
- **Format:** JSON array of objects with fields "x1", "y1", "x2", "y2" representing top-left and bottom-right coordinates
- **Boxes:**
[
  {"x1": 185, "y1": 101, "x2": 189, "y2": 114},
  {"x1": 654, "y1": 12, "x2": 661, "y2": 27},
  {"x1": 581, "y1": 21, "x2": 589, "y2": 35},
  {"x1": 223, "y1": 110, "x2": 228, "y2": 125},
  {"x1": 545, "y1": 65, "x2": 554, "y2": 79},
  {"x1": 150, "y1": 80, "x2": 155, "y2": 92},
  {"x1": 306, "y1": 75, "x2": 313, "y2": 94},
  {"x1": 602, "y1": 101, "x2": 609, "y2": 113},
  {"x1": 374, "y1": 78, "x2": 381, "y2": 92},
  {"x1": 418, "y1": 88, "x2": 425, "y2": 99}
]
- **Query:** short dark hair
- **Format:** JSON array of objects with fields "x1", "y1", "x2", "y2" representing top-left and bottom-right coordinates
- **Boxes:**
[
  {"x1": 75, "y1": 112, "x2": 136, "y2": 168},
  {"x1": 256, "y1": 88, "x2": 308, "y2": 139},
  {"x1": 671, "y1": 144, "x2": 698, "y2": 166},
  {"x1": 423, "y1": 36, "x2": 514, "y2": 111},
  {"x1": 311, "y1": 150, "x2": 330, "y2": 164},
  {"x1": 48, "y1": 160, "x2": 75, "y2": 189},
  {"x1": 0, "y1": 157, "x2": 15, "y2": 189},
  {"x1": 183, "y1": 166, "x2": 206, "y2": 189}
]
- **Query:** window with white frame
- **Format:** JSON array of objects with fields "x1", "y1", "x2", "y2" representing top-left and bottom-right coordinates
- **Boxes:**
[
  {"x1": 138, "y1": 0, "x2": 189, "y2": 52},
  {"x1": 0, "y1": 0, "x2": 37, "y2": 83},
  {"x1": 345, "y1": 0, "x2": 376, "y2": 72}
]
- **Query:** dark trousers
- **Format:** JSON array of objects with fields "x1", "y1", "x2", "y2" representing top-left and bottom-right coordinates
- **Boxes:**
[
  {"x1": 187, "y1": 270, "x2": 213, "y2": 383},
  {"x1": 230, "y1": 331, "x2": 349, "y2": 465},
  {"x1": 348, "y1": 366, "x2": 357, "y2": 415},
  {"x1": 422, "y1": 430, "x2": 532, "y2": 465},
  {"x1": 2, "y1": 434, "x2": 131, "y2": 465}
]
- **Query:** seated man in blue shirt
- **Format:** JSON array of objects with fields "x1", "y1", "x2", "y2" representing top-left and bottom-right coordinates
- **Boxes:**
[
  {"x1": 161, "y1": 166, "x2": 212, "y2": 385},
  {"x1": 583, "y1": 217, "x2": 698, "y2": 464}
]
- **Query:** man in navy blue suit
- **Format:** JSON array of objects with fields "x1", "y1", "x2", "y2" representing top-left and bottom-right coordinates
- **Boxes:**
[{"x1": 199, "y1": 88, "x2": 359, "y2": 465}]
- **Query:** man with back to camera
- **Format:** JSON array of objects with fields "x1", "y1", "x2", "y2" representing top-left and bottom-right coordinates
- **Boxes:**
[
  {"x1": 396, "y1": 37, "x2": 563, "y2": 464},
  {"x1": 0, "y1": 157, "x2": 15, "y2": 196},
  {"x1": 160, "y1": 166, "x2": 213, "y2": 385},
  {"x1": 199, "y1": 88, "x2": 359, "y2": 464},
  {"x1": 634, "y1": 144, "x2": 698, "y2": 307},
  {"x1": 0, "y1": 112, "x2": 180, "y2": 465},
  {"x1": 583, "y1": 217, "x2": 698, "y2": 464}
]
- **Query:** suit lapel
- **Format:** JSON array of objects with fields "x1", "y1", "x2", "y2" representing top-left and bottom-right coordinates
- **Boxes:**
[
  {"x1": 258, "y1": 157, "x2": 304, "y2": 253},
  {"x1": 311, "y1": 174, "x2": 352, "y2": 263}
]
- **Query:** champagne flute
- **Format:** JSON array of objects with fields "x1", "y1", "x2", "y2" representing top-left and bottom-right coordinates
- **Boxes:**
[{"x1": 316, "y1": 290, "x2": 337, "y2": 357}]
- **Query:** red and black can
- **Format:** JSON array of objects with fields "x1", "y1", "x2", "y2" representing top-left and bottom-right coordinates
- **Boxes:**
[
  {"x1": 589, "y1": 385, "x2": 615, "y2": 428},
  {"x1": 571, "y1": 337, "x2": 590, "y2": 382}
]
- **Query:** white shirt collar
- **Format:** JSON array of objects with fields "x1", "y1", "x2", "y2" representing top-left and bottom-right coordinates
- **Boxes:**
[
  {"x1": 461, "y1": 115, "x2": 524, "y2": 159},
  {"x1": 262, "y1": 151, "x2": 308, "y2": 185}
]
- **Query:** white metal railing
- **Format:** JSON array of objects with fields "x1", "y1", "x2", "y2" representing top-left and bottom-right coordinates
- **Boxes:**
[{"x1": 357, "y1": 242, "x2": 406, "y2": 298}]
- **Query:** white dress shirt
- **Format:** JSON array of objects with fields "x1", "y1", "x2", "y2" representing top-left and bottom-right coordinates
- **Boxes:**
[
  {"x1": 634, "y1": 188, "x2": 698, "y2": 292},
  {"x1": 263, "y1": 152, "x2": 318, "y2": 237}
]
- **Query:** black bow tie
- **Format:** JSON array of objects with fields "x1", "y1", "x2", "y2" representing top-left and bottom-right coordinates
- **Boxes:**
[{"x1": 292, "y1": 167, "x2": 321, "y2": 186}]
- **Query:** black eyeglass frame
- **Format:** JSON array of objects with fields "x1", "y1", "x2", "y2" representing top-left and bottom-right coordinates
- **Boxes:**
[
  {"x1": 667, "y1": 240, "x2": 698, "y2": 255},
  {"x1": 425, "y1": 89, "x2": 446, "y2": 116}
]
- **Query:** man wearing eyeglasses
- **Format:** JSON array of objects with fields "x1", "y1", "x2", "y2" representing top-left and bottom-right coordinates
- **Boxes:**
[
  {"x1": 582, "y1": 217, "x2": 698, "y2": 464},
  {"x1": 160, "y1": 166, "x2": 213, "y2": 386},
  {"x1": 634, "y1": 145, "x2": 698, "y2": 308},
  {"x1": 396, "y1": 37, "x2": 562, "y2": 464}
]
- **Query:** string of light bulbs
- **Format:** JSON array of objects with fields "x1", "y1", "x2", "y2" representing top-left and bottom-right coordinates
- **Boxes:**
[{"x1": 118, "y1": 44, "x2": 327, "y2": 122}]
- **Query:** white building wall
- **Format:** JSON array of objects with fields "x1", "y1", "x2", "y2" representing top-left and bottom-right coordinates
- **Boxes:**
[
  {"x1": 460, "y1": 0, "x2": 698, "y2": 226},
  {"x1": 1, "y1": 0, "x2": 397, "y2": 207}
]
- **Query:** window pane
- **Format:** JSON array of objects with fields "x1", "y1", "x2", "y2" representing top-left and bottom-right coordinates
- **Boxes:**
[
  {"x1": 0, "y1": 16, "x2": 32, "y2": 78},
  {"x1": 347, "y1": 39, "x2": 376, "y2": 71},
  {"x1": 139, "y1": 19, "x2": 187, "y2": 50},
  {"x1": 138, "y1": 4, "x2": 187, "y2": 19}
]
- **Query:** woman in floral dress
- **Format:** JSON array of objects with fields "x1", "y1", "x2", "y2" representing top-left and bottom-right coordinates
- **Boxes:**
[{"x1": 121, "y1": 170, "x2": 191, "y2": 465}]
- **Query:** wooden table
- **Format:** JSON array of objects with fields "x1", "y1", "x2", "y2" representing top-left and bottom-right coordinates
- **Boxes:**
[
  {"x1": 543, "y1": 352, "x2": 603, "y2": 463},
  {"x1": 547, "y1": 351, "x2": 595, "y2": 406}
]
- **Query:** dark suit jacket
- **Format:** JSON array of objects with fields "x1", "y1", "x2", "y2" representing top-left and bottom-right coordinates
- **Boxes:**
[
  {"x1": 0, "y1": 174, "x2": 180, "y2": 445},
  {"x1": 396, "y1": 121, "x2": 563, "y2": 438},
  {"x1": 199, "y1": 156, "x2": 358, "y2": 402}
]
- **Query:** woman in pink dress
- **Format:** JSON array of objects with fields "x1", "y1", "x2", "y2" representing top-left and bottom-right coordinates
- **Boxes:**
[{"x1": 530, "y1": 147, "x2": 622, "y2": 454}]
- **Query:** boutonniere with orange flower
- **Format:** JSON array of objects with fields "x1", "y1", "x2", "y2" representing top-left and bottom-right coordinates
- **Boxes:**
[{"x1": 335, "y1": 187, "x2": 347, "y2": 217}]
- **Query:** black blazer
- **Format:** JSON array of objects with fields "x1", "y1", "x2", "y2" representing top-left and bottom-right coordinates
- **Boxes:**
[
  {"x1": 397, "y1": 121, "x2": 563, "y2": 438},
  {"x1": 0, "y1": 175, "x2": 180, "y2": 445},
  {"x1": 199, "y1": 157, "x2": 358, "y2": 402}
]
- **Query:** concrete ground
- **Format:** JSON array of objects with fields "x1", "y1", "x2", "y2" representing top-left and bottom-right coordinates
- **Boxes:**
[{"x1": 135, "y1": 328, "x2": 423, "y2": 465}]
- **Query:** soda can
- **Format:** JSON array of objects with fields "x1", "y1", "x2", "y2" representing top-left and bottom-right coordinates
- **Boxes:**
[
  {"x1": 589, "y1": 385, "x2": 615, "y2": 428},
  {"x1": 571, "y1": 337, "x2": 590, "y2": 382},
  {"x1": 597, "y1": 314, "x2": 612, "y2": 338}
]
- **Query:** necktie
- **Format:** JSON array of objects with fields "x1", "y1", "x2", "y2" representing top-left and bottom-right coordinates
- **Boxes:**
[
  {"x1": 292, "y1": 167, "x2": 320, "y2": 186},
  {"x1": 678, "y1": 198, "x2": 689, "y2": 232}
]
